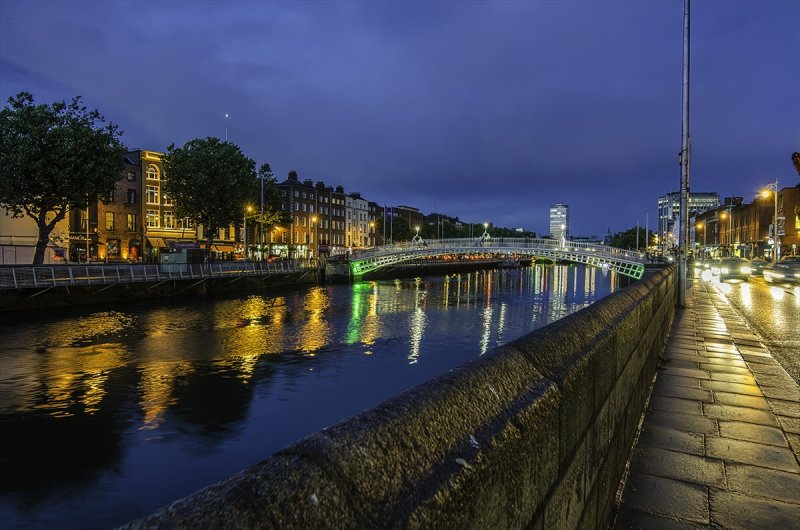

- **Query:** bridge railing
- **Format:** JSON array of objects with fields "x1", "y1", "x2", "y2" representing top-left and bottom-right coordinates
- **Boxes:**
[
  {"x1": 0, "y1": 260, "x2": 313, "y2": 290},
  {"x1": 352, "y1": 238, "x2": 645, "y2": 262}
]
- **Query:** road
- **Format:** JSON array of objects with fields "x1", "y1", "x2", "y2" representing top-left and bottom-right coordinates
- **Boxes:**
[{"x1": 707, "y1": 275, "x2": 800, "y2": 385}]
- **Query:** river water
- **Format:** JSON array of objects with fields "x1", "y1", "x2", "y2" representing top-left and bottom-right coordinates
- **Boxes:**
[{"x1": 0, "y1": 264, "x2": 619, "y2": 529}]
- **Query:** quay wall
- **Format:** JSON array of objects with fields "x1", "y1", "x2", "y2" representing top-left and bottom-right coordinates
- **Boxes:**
[
  {"x1": 121, "y1": 266, "x2": 676, "y2": 530},
  {"x1": 0, "y1": 270, "x2": 319, "y2": 312}
]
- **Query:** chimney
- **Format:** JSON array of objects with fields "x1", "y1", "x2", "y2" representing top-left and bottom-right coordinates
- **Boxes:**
[{"x1": 335, "y1": 185, "x2": 344, "y2": 193}]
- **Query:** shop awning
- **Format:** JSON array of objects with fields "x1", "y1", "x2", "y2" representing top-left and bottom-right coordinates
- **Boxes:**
[
  {"x1": 146, "y1": 237, "x2": 167, "y2": 248},
  {"x1": 212, "y1": 244, "x2": 236, "y2": 252}
]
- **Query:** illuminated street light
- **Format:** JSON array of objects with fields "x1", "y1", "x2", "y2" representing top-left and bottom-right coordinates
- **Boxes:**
[
  {"x1": 761, "y1": 180, "x2": 779, "y2": 262},
  {"x1": 243, "y1": 205, "x2": 253, "y2": 260},
  {"x1": 311, "y1": 216, "x2": 318, "y2": 259}
]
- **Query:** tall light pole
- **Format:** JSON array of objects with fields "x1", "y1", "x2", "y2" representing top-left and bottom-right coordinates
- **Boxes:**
[
  {"x1": 720, "y1": 206, "x2": 732, "y2": 256},
  {"x1": 244, "y1": 205, "x2": 252, "y2": 260},
  {"x1": 311, "y1": 216, "x2": 318, "y2": 258},
  {"x1": 761, "y1": 180, "x2": 779, "y2": 262},
  {"x1": 224, "y1": 113, "x2": 229, "y2": 142},
  {"x1": 677, "y1": 0, "x2": 691, "y2": 307}
]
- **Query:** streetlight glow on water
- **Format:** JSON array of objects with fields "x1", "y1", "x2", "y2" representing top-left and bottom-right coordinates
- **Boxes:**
[{"x1": 0, "y1": 264, "x2": 618, "y2": 529}]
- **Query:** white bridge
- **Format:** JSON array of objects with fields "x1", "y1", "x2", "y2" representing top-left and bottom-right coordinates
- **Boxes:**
[{"x1": 348, "y1": 237, "x2": 647, "y2": 280}]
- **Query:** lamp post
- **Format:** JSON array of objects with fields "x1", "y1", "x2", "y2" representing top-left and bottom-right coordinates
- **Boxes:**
[
  {"x1": 369, "y1": 221, "x2": 375, "y2": 246},
  {"x1": 243, "y1": 205, "x2": 253, "y2": 260},
  {"x1": 311, "y1": 216, "x2": 318, "y2": 258},
  {"x1": 696, "y1": 222, "x2": 705, "y2": 258},
  {"x1": 761, "y1": 180, "x2": 779, "y2": 262},
  {"x1": 720, "y1": 206, "x2": 732, "y2": 256}
]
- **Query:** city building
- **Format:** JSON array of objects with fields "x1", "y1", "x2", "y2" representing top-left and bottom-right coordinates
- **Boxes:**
[
  {"x1": 368, "y1": 202, "x2": 383, "y2": 246},
  {"x1": 345, "y1": 193, "x2": 370, "y2": 248},
  {"x1": 657, "y1": 192, "x2": 720, "y2": 250},
  {"x1": 277, "y1": 173, "x2": 348, "y2": 258},
  {"x1": 0, "y1": 209, "x2": 69, "y2": 264},
  {"x1": 393, "y1": 205, "x2": 425, "y2": 235},
  {"x1": 693, "y1": 185, "x2": 800, "y2": 259},
  {"x1": 549, "y1": 203, "x2": 569, "y2": 241}
]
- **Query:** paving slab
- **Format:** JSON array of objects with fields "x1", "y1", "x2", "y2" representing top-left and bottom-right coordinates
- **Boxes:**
[
  {"x1": 709, "y1": 490, "x2": 800, "y2": 530},
  {"x1": 614, "y1": 279, "x2": 800, "y2": 529}
]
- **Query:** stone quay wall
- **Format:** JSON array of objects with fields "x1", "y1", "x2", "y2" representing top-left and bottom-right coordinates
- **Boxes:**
[{"x1": 122, "y1": 266, "x2": 676, "y2": 530}]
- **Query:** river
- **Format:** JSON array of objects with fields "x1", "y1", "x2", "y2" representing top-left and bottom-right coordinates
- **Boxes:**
[{"x1": 0, "y1": 264, "x2": 620, "y2": 529}]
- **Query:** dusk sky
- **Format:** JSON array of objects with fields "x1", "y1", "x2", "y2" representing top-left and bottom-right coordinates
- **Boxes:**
[{"x1": 1, "y1": 0, "x2": 798, "y2": 236}]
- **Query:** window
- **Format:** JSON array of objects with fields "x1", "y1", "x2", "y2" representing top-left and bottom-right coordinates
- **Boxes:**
[
  {"x1": 146, "y1": 210, "x2": 159, "y2": 228},
  {"x1": 126, "y1": 171, "x2": 135, "y2": 182},
  {"x1": 146, "y1": 164, "x2": 160, "y2": 180},
  {"x1": 146, "y1": 185, "x2": 159, "y2": 205},
  {"x1": 107, "y1": 239, "x2": 120, "y2": 256},
  {"x1": 178, "y1": 217, "x2": 194, "y2": 230},
  {"x1": 128, "y1": 189, "x2": 136, "y2": 204},
  {"x1": 106, "y1": 186, "x2": 115, "y2": 203},
  {"x1": 162, "y1": 193, "x2": 173, "y2": 206},
  {"x1": 127, "y1": 214, "x2": 137, "y2": 232},
  {"x1": 80, "y1": 209, "x2": 88, "y2": 231},
  {"x1": 163, "y1": 211, "x2": 175, "y2": 229},
  {"x1": 105, "y1": 212, "x2": 115, "y2": 231}
]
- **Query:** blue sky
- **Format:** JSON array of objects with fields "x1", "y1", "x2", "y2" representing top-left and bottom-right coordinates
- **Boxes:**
[{"x1": 1, "y1": 0, "x2": 798, "y2": 236}]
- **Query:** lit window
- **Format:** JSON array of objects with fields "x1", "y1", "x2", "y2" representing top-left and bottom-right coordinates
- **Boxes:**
[
  {"x1": 163, "y1": 211, "x2": 175, "y2": 229},
  {"x1": 146, "y1": 185, "x2": 159, "y2": 205},
  {"x1": 105, "y1": 212, "x2": 114, "y2": 231},
  {"x1": 162, "y1": 193, "x2": 174, "y2": 206},
  {"x1": 147, "y1": 210, "x2": 159, "y2": 228},
  {"x1": 146, "y1": 164, "x2": 160, "y2": 180},
  {"x1": 127, "y1": 214, "x2": 137, "y2": 231}
]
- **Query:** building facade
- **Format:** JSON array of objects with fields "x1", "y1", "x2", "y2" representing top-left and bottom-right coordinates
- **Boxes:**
[
  {"x1": 549, "y1": 203, "x2": 569, "y2": 241},
  {"x1": 658, "y1": 192, "x2": 720, "y2": 250},
  {"x1": 346, "y1": 193, "x2": 370, "y2": 248}
]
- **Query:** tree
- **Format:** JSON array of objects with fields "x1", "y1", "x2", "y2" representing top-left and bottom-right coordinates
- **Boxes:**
[
  {"x1": 163, "y1": 138, "x2": 259, "y2": 258},
  {"x1": 609, "y1": 227, "x2": 654, "y2": 250},
  {"x1": 376, "y1": 214, "x2": 412, "y2": 242},
  {"x1": 0, "y1": 92, "x2": 126, "y2": 264}
]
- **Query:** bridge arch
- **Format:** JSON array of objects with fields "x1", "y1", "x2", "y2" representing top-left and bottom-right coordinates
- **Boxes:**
[{"x1": 348, "y1": 238, "x2": 645, "y2": 280}]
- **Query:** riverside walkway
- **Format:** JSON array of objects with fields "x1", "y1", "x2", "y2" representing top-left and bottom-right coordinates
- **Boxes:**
[{"x1": 614, "y1": 279, "x2": 800, "y2": 528}]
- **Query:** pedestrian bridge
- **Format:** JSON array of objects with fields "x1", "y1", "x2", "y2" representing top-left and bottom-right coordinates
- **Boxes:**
[{"x1": 349, "y1": 237, "x2": 646, "y2": 279}]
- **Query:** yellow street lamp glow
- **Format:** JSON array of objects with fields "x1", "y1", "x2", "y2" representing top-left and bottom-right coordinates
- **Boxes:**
[
  {"x1": 311, "y1": 216, "x2": 317, "y2": 223},
  {"x1": 761, "y1": 189, "x2": 770, "y2": 198},
  {"x1": 484, "y1": 222, "x2": 489, "y2": 229},
  {"x1": 246, "y1": 205, "x2": 253, "y2": 213}
]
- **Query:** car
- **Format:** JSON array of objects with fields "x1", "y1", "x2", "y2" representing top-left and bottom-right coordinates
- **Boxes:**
[
  {"x1": 748, "y1": 258, "x2": 768, "y2": 277},
  {"x1": 711, "y1": 257, "x2": 752, "y2": 281},
  {"x1": 763, "y1": 256, "x2": 800, "y2": 285}
]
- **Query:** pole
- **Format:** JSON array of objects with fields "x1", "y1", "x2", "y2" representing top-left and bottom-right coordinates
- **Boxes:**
[
  {"x1": 678, "y1": 0, "x2": 691, "y2": 307},
  {"x1": 243, "y1": 211, "x2": 247, "y2": 260},
  {"x1": 636, "y1": 220, "x2": 640, "y2": 252},
  {"x1": 774, "y1": 179, "x2": 779, "y2": 263},
  {"x1": 85, "y1": 206, "x2": 90, "y2": 263},
  {"x1": 645, "y1": 211, "x2": 649, "y2": 253}
]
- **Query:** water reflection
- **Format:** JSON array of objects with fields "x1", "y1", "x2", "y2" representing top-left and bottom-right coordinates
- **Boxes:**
[{"x1": 0, "y1": 264, "x2": 617, "y2": 529}]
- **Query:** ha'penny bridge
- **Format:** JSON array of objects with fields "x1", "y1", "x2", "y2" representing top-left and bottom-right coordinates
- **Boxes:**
[{"x1": 348, "y1": 237, "x2": 647, "y2": 280}]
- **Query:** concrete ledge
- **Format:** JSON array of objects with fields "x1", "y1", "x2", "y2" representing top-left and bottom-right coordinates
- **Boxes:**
[{"x1": 121, "y1": 266, "x2": 676, "y2": 530}]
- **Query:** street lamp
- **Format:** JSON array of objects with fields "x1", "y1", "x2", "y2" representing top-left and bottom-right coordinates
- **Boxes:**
[
  {"x1": 761, "y1": 180, "x2": 779, "y2": 263},
  {"x1": 311, "y1": 216, "x2": 318, "y2": 258},
  {"x1": 696, "y1": 222, "x2": 705, "y2": 257},
  {"x1": 369, "y1": 221, "x2": 375, "y2": 246},
  {"x1": 720, "y1": 207, "x2": 733, "y2": 256},
  {"x1": 243, "y1": 205, "x2": 253, "y2": 260}
]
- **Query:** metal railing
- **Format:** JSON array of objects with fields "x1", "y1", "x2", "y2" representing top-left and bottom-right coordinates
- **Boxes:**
[
  {"x1": 0, "y1": 261, "x2": 315, "y2": 290},
  {"x1": 351, "y1": 238, "x2": 646, "y2": 262}
]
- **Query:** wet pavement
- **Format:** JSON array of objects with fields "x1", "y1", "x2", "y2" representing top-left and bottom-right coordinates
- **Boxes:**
[{"x1": 615, "y1": 279, "x2": 800, "y2": 529}]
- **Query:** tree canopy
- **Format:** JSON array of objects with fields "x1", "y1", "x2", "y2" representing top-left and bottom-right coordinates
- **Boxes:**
[
  {"x1": 0, "y1": 92, "x2": 126, "y2": 263},
  {"x1": 609, "y1": 227, "x2": 654, "y2": 250},
  {"x1": 163, "y1": 138, "x2": 260, "y2": 254}
]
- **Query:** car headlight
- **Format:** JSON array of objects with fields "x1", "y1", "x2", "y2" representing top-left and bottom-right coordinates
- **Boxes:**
[
  {"x1": 741, "y1": 267, "x2": 751, "y2": 274},
  {"x1": 721, "y1": 268, "x2": 729, "y2": 274}
]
